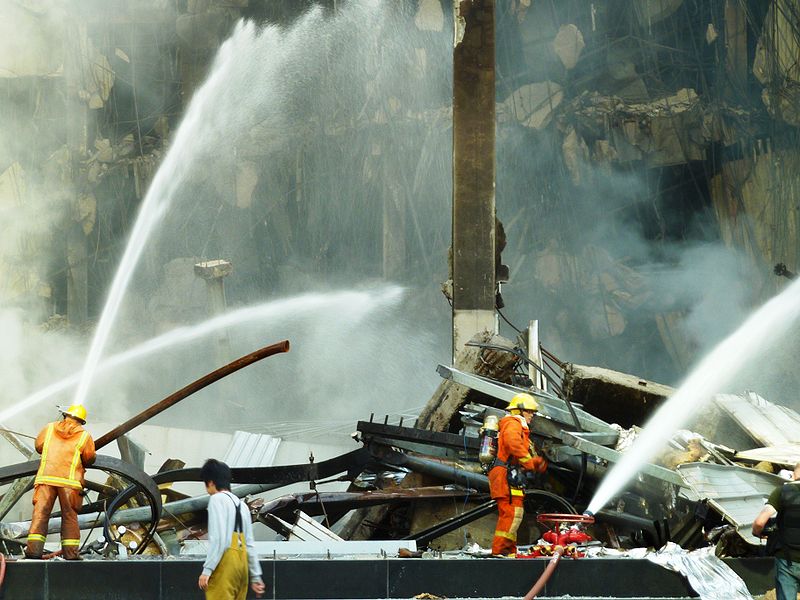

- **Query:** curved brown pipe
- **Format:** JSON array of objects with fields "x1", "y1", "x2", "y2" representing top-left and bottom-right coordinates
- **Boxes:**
[
  {"x1": 523, "y1": 546, "x2": 563, "y2": 600},
  {"x1": 95, "y1": 340, "x2": 290, "y2": 449}
]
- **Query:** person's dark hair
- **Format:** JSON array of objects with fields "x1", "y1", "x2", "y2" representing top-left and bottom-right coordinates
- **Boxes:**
[{"x1": 200, "y1": 459, "x2": 232, "y2": 491}]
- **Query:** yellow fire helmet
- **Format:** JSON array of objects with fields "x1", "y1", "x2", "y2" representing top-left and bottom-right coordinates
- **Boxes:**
[
  {"x1": 62, "y1": 404, "x2": 87, "y2": 424},
  {"x1": 506, "y1": 393, "x2": 539, "y2": 413}
]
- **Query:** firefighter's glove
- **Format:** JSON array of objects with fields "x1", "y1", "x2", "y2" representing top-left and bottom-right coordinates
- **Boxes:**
[{"x1": 530, "y1": 456, "x2": 548, "y2": 473}]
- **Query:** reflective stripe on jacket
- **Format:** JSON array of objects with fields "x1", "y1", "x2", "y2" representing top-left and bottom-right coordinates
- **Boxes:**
[
  {"x1": 488, "y1": 415, "x2": 535, "y2": 499},
  {"x1": 34, "y1": 420, "x2": 96, "y2": 490}
]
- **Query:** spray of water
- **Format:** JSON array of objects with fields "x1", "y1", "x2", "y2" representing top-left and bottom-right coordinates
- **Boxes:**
[
  {"x1": 71, "y1": 47, "x2": 234, "y2": 406},
  {"x1": 587, "y1": 277, "x2": 800, "y2": 514},
  {"x1": 13, "y1": 287, "x2": 401, "y2": 424},
  {"x1": 71, "y1": 4, "x2": 388, "y2": 407}
]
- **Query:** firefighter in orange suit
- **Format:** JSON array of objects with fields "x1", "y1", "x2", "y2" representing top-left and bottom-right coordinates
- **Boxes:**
[
  {"x1": 489, "y1": 393, "x2": 547, "y2": 556},
  {"x1": 25, "y1": 404, "x2": 95, "y2": 560}
]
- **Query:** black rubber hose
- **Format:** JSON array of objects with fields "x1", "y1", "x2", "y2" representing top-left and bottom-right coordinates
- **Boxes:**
[{"x1": 524, "y1": 489, "x2": 577, "y2": 515}]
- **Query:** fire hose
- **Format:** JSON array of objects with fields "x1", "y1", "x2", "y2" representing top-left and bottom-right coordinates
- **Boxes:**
[
  {"x1": 523, "y1": 547, "x2": 563, "y2": 600},
  {"x1": 522, "y1": 513, "x2": 594, "y2": 600}
]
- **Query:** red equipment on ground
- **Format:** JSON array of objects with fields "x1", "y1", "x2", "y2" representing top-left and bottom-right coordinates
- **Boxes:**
[
  {"x1": 516, "y1": 512, "x2": 595, "y2": 559},
  {"x1": 520, "y1": 513, "x2": 596, "y2": 600}
]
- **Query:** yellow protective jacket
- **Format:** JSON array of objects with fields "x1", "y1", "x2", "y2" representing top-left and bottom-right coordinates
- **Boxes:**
[{"x1": 34, "y1": 420, "x2": 96, "y2": 490}]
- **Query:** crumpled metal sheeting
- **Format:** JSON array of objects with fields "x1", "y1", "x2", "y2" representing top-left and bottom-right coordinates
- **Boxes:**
[
  {"x1": 677, "y1": 462, "x2": 782, "y2": 545},
  {"x1": 585, "y1": 543, "x2": 754, "y2": 600},
  {"x1": 646, "y1": 543, "x2": 754, "y2": 600}
]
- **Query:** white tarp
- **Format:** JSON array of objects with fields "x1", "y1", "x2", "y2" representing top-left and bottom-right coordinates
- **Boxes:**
[
  {"x1": 646, "y1": 543, "x2": 754, "y2": 600},
  {"x1": 586, "y1": 543, "x2": 754, "y2": 600}
]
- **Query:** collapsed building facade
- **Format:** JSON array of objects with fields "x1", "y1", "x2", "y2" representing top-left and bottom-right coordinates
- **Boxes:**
[
  {"x1": 3, "y1": 0, "x2": 800, "y2": 382},
  {"x1": 1, "y1": 0, "x2": 800, "y2": 598}
]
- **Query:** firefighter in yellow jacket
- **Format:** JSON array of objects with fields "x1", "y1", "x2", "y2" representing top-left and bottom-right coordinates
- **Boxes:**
[
  {"x1": 489, "y1": 393, "x2": 547, "y2": 556},
  {"x1": 25, "y1": 404, "x2": 95, "y2": 560}
]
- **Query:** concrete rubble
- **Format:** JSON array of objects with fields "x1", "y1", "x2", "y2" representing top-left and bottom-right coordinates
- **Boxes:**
[{"x1": 0, "y1": 331, "x2": 787, "y2": 567}]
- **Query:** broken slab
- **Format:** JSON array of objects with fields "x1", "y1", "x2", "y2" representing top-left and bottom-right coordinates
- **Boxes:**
[
  {"x1": 416, "y1": 332, "x2": 517, "y2": 433},
  {"x1": 497, "y1": 81, "x2": 564, "y2": 130},
  {"x1": 562, "y1": 364, "x2": 675, "y2": 428},
  {"x1": 552, "y1": 24, "x2": 584, "y2": 70},
  {"x1": 566, "y1": 88, "x2": 706, "y2": 166}
]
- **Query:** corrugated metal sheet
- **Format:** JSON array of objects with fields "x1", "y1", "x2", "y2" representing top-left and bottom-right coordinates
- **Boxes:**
[
  {"x1": 222, "y1": 431, "x2": 281, "y2": 467},
  {"x1": 677, "y1": 462, "x2": 783, "y2": 545},
  {"x1": 288, "y1": 511, "x2": 343, "y2": 542},
  {"x1": 714, "y1": 392, "x2": 800, "y2": 447}
]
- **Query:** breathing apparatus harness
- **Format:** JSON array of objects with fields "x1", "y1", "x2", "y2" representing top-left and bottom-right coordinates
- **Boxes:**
[{"x1": 491, "y1": 456, "x2": 527, "y2": 489}]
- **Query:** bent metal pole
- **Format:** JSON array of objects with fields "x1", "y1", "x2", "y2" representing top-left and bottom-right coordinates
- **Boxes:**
[{"x1": 94, "y1": 340, "x2": 290, "y2": 450}]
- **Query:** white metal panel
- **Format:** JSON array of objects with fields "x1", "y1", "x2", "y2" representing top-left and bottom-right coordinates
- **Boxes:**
[
  {"x1": 288, "y1": 512, "x2": 343, "y2": 542},
  {"x1": 736, "y1": 444, "x2": 800, "y2": 467},
  {"x1": 222, "y1": 431, "x2": 281, "y2": 467},
  {"x1": 677, "y1": 462, "x2": 783, "y2": 545},
  {"x1": 181, "y1": 539, "x2": 416, "y2": 557},
  {"x1": 714, "y1": 393, "x2": 800, "y2": 447}
]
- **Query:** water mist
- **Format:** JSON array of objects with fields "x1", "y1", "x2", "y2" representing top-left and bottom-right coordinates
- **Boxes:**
[
  {"x1": 72, "y1": 2, "x2": 395, "y2": 408},
  {"x1": 6, "y1": 286, "x2": 402, "y2": 425},
  {"x1": 587, "y1": 277, "x2": 800, "y2": 514}
]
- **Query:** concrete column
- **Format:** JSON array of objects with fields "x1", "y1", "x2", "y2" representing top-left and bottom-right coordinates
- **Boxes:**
[
  {"x1": 724, "y1": 0, "x2": 748, "y2": 92},
  {"x1": 527, "y1": 320, "x2": 547, "y2": 392},
  {"x1": 383, "y1": 177, "x2": 406, "y2": 280},
  {"x1": 65, "y1": 24, "x2": 89, "y2": 326},
  {"x1": 66, "y1": 222, "x2": 88, "y2": 327},
  {"x1": 194, "y1": 259, "x2": 233, "y2": 363},
  {"x1": 452, "y1": 0, "x2": 497, "y2": 365}
]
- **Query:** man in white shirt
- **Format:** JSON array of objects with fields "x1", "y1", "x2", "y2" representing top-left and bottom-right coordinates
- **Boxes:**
[{"x1": 198, "y1": 459, "x2": 265, "y2": 599}]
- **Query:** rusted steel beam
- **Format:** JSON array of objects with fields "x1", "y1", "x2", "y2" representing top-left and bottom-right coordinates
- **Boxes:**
[{"x1": 95, "y1": 340, "x2": 290, "y2": 449}]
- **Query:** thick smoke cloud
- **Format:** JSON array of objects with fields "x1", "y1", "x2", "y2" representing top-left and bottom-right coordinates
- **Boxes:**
[{"x1": 496, "y1": 122, "x2": 759, "y2": 385}]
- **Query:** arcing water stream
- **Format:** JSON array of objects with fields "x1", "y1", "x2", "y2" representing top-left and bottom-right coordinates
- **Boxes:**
[
  {"x1": 72, "y1": 2, "x2": 388, "y2": 409},
  {"x1": 587, "y1": 276, "x2": 800, "y2": 514},
  {"x1": 9, "y1": 287, "x2": 401, "y2": 425},
  {"x1": 70, "y1": 31, "x2": 241, "y2": 408}
]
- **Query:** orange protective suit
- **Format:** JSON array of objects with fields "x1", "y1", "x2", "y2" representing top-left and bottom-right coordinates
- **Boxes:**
[
  {"x1": 488, "y1": 414, "x2": 544, "y2": 555},
  {"x1": 25, "y1": 418, "x2": 95, "y2": 559}
]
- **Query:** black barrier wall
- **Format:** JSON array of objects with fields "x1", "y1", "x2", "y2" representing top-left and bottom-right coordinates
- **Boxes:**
[{"x1": 0, "y1": 557, "x2": 775, "y2": 599}]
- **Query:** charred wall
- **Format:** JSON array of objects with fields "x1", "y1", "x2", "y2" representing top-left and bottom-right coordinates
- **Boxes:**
[{"x1": 4, "y1": 0, "x2": 800, "y2": 393}]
